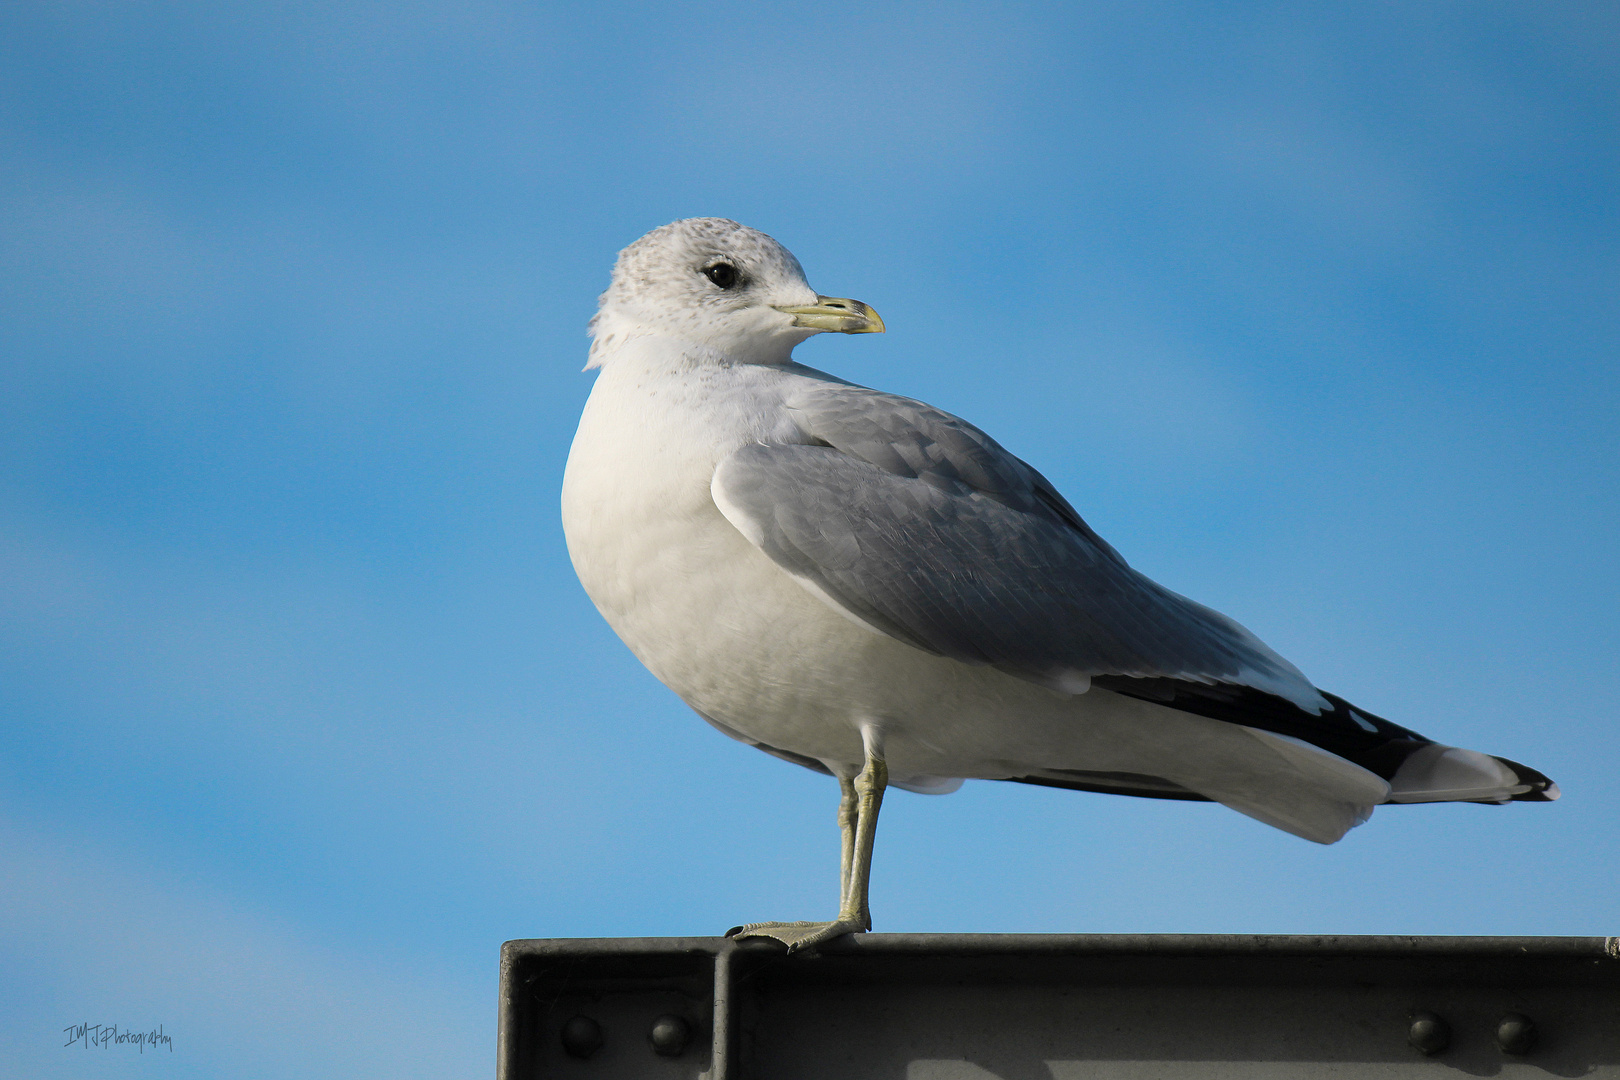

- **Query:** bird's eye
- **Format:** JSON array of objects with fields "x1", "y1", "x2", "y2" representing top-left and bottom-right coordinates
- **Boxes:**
[{"x1": 703, "y1": 262, "x2": 739, "y2": 290}]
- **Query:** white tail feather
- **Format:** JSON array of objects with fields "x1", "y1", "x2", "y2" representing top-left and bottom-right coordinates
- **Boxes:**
[
  {"x1": 1186, "y1": 727, "x2": 1391, "y2": 845},
  {"x1": 1388, "y1": 744, "x2": 1529, "y2": 803}
]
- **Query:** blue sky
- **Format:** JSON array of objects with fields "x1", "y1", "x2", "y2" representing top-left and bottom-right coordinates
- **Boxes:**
[{"x1": 2, "y1": 2, "x2": 1615, "y2": 1077}]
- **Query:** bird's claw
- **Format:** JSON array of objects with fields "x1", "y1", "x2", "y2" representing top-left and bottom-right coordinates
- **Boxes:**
[{"x1": 728, "y1": 918, "x2": 866, "y2": 953}]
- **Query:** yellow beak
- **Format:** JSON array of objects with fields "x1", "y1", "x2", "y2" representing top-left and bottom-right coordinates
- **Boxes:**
[{"x1": 775, "y1": 296, "x2": 885, "y2": 334}]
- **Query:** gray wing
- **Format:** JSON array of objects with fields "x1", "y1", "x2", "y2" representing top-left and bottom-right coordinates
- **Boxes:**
[{"x1": 711, "y1": 381, "x2": 1326, "y2": 709}]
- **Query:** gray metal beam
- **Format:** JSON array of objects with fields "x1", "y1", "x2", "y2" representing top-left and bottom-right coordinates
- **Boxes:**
[{"x1": 498, "y1": 934, "x2": 1620, "y2": 1079}]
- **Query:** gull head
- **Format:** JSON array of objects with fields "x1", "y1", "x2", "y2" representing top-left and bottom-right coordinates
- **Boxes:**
[{"x1": 588, "y1": 218, "x2": 883, "y2": 368}]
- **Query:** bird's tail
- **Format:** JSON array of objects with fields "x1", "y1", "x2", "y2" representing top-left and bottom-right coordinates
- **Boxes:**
[{"x1": 1386, "y1": 744, "x2": 1560, "y2": 804}]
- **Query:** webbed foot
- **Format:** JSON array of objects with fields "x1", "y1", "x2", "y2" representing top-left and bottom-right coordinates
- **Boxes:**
[{"x1": 727, "y1": 918, "x2": 866, "y2": 952}]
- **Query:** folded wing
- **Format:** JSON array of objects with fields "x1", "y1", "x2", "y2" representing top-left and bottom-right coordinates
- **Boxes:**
[
  {"x1": 710, "y1": 379, "x2": 1558, "y2": 820},
  {"x1": 712, "y1": 381, "x2": 1324, "y2": 709}
]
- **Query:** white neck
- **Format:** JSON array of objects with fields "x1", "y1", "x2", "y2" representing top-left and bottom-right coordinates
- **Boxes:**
[{"x1": 587, "y1": 309, "x2": 813, "y2": 371}]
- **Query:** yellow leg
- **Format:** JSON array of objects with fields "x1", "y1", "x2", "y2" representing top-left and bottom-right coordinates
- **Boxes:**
[
  {"x1": 840, "y1": 754, "x2": 887, "y2": 930},
  {"x1": 732, "y1": 739, "x2": 888, "y2": 952},
  {"x1": 837, "y1": 774, "x2": 857, "y2": 905}
]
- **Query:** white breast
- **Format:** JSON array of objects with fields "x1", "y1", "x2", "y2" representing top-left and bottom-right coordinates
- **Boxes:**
[{"x1": 561, "y1": 343, "x2": 878, "y2": 763}]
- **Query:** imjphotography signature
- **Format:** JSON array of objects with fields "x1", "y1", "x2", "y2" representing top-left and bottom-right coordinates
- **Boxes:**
[{"x1": 62, "y1": 1022, "x2": 172, "y2": 1053}]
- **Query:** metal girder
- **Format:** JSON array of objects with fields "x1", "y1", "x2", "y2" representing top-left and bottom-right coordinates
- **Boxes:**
[{"x1": 498, "y1": 934, "x2": 1620, "y2": 1079}]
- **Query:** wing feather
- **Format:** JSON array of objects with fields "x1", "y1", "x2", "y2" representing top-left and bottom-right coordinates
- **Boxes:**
[
  {"x1": 707, "y1": 378, "x2": 1558, "y2": 807},
  {"x1": 712, "y1": 382, "x2": 1326, "y2": 708}
]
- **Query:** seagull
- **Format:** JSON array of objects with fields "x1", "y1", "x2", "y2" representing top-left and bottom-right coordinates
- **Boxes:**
[{"x1": 561, "y1": 218, "x2": 1558, "y2": 952}]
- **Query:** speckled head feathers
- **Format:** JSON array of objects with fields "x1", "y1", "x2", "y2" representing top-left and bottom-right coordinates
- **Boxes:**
[{"x1": 587, "y1": 218, "x2": 822, "y2": 368}]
